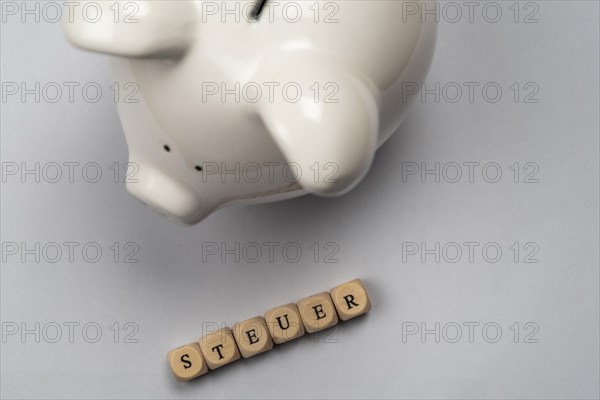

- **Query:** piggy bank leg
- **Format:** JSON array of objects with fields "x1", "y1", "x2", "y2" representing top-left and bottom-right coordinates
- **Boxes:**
[
  {"x1": 62, "y1": 1, "x2": 197, "y2": 58},
  {"x1": 258, "y1": 60, "x2": 379, "y2": 197}
]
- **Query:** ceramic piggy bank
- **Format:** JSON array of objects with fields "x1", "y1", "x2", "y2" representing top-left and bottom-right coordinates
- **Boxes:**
[{"x1": 63, "y1": 0, "x2": 437, "y2": 224}]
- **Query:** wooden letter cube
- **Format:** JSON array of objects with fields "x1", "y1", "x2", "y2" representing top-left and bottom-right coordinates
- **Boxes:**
[
  {"x1": 233, "y1": 316, "x2": 274, "y2": 358},
  {"x1": 330, "y1": 279, "x2": 372, "y2": 321},
  {"x1": 264, "y1": 303, "x2": 305, "y2": 344},
  {"x1": 297, "y1": 292, "x2": 339, "y2": 333},
  {"x1": 167, "y1": 342, "x2": 209, "y2": 381},
  {"x1": 198, "y1": 328, "x2": 241, "y2": 370}
]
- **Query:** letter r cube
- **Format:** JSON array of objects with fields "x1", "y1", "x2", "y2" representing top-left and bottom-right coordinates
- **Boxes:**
[{"x1": 329, "y1": 279, "x2": 372, "y2": 321}]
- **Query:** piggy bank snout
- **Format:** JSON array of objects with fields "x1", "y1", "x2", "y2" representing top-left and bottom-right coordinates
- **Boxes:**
[{"x1": 126, "y1": 162, "x2": 204, "y2": 225}]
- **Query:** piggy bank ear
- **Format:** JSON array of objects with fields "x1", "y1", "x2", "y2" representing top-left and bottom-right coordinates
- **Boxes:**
[
  {"x1": 258, "y1": 61, "x2": 379, "y2": 197},
  {"x1": 62, "y1": 1, "x2": 197, "y2": 58}
]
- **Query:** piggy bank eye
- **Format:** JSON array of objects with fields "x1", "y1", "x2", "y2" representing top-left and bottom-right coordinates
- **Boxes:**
[{"x1": 251, "y1": 0, "x2": 268, "y2": 20}]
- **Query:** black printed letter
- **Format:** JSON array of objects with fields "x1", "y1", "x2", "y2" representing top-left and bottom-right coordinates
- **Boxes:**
[
  {"x1": 180, "y1": 353, "x2": 192, "y2": 369},
  {"x1": 212, "y1": 344, "x2": 225, "y2": 359},
  {"x1": 246, "y1": 329, "x2": 259, "y2": 344},
  {"x1": 343, "y1": 294, "x2": 359, "y2": 310},
  {"x1": 312, "y1": 304, "x2": 326, "y2": 320},
  {"x1": 276, "y1": 314, "x2": 290, "y2": 329}
]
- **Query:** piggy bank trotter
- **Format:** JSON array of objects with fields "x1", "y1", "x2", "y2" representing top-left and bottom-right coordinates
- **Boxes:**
[{"x1": 63, "y1": 0, "x2": 437, "y2": 224}]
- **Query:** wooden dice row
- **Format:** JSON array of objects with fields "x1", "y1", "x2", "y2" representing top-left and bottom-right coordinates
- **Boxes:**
[{"x1": 168, "y1": 279, "x2": 371, "y2": 381}]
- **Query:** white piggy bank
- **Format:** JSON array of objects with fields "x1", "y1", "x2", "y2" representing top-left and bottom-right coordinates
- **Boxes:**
[{"x1": 64, "y1": 0, "x2": 437, "y2": 224}]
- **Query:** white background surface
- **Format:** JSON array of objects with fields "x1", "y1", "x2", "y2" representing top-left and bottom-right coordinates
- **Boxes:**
[{"x1": 1, "y1": 1, "x2": 599, "y2": 399}]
